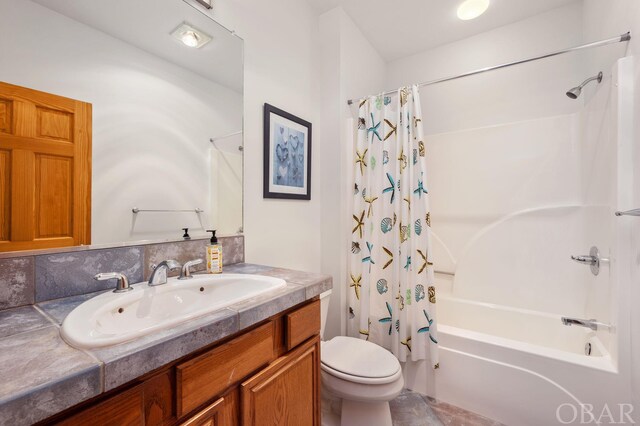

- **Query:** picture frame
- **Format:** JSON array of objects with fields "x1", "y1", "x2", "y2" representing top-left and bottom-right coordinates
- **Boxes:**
[{"x1": 263, "y1": 103, "x2": 312, "y2": 200}]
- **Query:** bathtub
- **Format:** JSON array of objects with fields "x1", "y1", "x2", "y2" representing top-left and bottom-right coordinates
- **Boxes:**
[
  {"x1": 403, "y1": 294, "x2": 630, "y2": 425},
  {"x1": 437, "y1": 295, "x2": 612, "y2": 369},
  {"x1": 397, "y1": 57, "x2": 636, "y2": 425}
]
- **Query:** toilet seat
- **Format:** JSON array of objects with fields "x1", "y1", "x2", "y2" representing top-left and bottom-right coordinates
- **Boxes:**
[
  {"x1": 321, "y1": 361, "x2": 402, "y2": 385},
  {"x1": 321, "y1": 336, "x2": 401, "y2": 385}
]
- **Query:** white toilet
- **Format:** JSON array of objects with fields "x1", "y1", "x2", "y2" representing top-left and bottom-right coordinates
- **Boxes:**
[{"x1": 320, "y1": 291, "x2": 404, "y2": 426}]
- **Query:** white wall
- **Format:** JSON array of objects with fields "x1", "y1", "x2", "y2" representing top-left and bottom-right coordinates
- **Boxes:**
[
  {"x1": 380, "y1": 3, "x2": 592, "y2": 313},
  {"x1": 210, "y1": 141, "x2": 243, "y2": 234},
  {"x1": 581, "y1": 0, "x2": 640, "y2": 417},
  {"x1": 427, "y1": 114, "x2": 594, "y2": 315},
  {"x1": 0, "y1": 0, "x2": 242, "y2": 243},
  {"x1": 579, "y1": 75, "x2": 617, "y2": 355},
  {"x1": 317, "y1": 7, "x2": 387, "y2": 338},
  {"x1": 386, "y1": 2, "x2": 585, "y2": 134},
  {"x1": 190, "y1": 0, "x2": 322, "y2": 272}
]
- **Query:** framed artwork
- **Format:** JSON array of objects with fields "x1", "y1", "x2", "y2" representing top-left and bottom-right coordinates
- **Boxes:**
[{"x1": 263, "y1": 103, "x2": 312, "y2": 200}]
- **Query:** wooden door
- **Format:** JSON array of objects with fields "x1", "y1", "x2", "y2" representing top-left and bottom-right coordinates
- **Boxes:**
[
  {"x1": 241, "y1": 337, "x2": 320, "y2": 426},
  {"x1": 0, "y1": 81, "x2": 91, "y2": 252}
]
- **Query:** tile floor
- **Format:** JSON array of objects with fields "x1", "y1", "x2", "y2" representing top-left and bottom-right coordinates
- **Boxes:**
[
  {"x1": 323, "y1": 389, "x2": 503, "y2": 426},
  {"x1": 389, "y1": 389, "x2": 503, "y2": 426}
]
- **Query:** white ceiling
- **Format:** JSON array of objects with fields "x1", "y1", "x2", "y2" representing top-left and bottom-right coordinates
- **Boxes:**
[
  {"x1": 33, "y1": 0, "x2": 243, "y2": 92},
  {"x1": 309, "y1": 0, "x2": 580, "y2": 61}
]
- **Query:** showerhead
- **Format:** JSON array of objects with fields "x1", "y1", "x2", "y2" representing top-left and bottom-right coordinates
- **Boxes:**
[
  {"x1": 566, "y1": 71, "x2": 603, "y2": 99},
  {"x1": 566, "y1": 87, "x2": 582, "y2": 99}
]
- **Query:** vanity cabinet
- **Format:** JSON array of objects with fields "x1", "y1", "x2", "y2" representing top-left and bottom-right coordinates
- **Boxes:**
[{"x1": 44, "y1": 299, "x2": 320, "y2": 426}]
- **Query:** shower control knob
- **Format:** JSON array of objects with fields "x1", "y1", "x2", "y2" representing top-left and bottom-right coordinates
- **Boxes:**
[
  {"x1": 570, "y1": 255, "x2": 597, "y2": 265},
  {"x1": 570, "y1": 246, "x2": 605, "y2": 276}
]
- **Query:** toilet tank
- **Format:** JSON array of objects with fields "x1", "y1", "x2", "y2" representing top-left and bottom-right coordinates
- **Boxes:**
[{"x1": 320, "y1": 290, "x2": 332, "y2": 340}]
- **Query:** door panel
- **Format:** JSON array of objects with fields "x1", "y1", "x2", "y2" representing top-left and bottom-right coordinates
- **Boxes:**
[
  {"x1": 37, "y1": 106, "x2": 73, "y2": 142},
  {"x1": 179, "y1": 388, "x2": 239, "y2": 426},
  {"x1": 0, "y1": 149, "x2": 10, "y2": 241},
  {"x1": 35, "y1": 155, "x2": 72, "y2": 238},
  {"x1": 10, "y1": 149, "x2": 34, "y2": 242},
  {"x1": 0, "y1": 81, "x2": 91, "y2": 251},
  {"x1": 0, "y1": 98, "x2": 12, "y2": 134}
]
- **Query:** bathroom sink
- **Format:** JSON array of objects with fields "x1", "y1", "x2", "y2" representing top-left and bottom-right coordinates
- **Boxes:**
[{"x1": 61, "y1": 274, "x2": 286, "y2": 349}]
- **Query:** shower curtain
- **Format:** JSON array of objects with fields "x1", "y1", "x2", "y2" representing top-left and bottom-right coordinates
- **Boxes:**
[{"x1": 349, "y1": 85, "x2": 438, "y2": 368}]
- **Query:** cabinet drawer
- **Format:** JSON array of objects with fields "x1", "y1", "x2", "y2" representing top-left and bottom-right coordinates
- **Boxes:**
[
  {"x1": 57, "y1": 370, "x2": 174, "y2": 426},
  {"x1": 58, "y1": 387, "x2": 143, "y2": 426},
  {"x1": 176, "y1": 321, "x2": 275, "y2": 417},
  {"x1": 286, "y1": 299, "x2": 320, "y2": 350}
]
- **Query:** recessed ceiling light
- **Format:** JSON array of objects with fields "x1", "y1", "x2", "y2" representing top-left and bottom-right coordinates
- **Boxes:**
[
  {"x1": 171, "y1": 23, "x2": 212, "y2": 49},
  {"x1": 457, "y1": 0, "x2": 490, "y2": 20}
]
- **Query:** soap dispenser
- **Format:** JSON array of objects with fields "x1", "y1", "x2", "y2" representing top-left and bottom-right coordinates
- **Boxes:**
[{"x1": 206, "y1": 230, "x2": 222, "y2": 274}]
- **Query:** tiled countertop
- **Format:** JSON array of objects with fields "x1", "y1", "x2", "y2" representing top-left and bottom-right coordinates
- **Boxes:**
[{"x1": 0, "y1": 263, "x2": 332, "y2": 426}]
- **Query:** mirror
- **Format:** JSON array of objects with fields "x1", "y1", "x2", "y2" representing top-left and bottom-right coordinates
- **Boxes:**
[{"x1": 0, "y1": 0, "x2": 243, "y2": 252}]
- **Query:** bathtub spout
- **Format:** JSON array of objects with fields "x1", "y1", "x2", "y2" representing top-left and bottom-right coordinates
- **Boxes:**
[{"x1": 561, "y1": 317, "x2": 611, "y2": 331}]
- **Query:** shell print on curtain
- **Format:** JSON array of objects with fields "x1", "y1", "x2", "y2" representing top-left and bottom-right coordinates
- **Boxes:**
[{"x1": 349, "y1": 85, "x2": 439, "y2": 368}]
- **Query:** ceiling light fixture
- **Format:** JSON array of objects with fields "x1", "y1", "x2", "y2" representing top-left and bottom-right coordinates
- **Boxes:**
[
  {"x1": 457, "y1": 0, "x2": 490, "y2": 20},
  {"x1": 194, "y1": 0, "x2": 213, "y2": 9},
  {"x1": 171, "y1": 23, "x2": 212, "y2": 49}
]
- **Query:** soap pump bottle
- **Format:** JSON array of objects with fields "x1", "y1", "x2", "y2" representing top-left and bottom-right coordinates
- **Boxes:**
[{"x1": 206, "y1": 230, "x2": 222, "y2": 274}]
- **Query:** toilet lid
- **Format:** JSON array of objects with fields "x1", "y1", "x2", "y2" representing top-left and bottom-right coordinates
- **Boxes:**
[{"x1": 321, "y1": 336, "x2": 400, "y2": 379}]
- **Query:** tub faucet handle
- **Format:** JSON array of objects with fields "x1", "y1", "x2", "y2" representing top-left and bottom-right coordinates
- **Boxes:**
[
  {"x1": 571, "y1": 254, "x2": 597, "y2": 265},
  {"x1": 570, "y1": 246, "x2": 606, "y2": 276}
]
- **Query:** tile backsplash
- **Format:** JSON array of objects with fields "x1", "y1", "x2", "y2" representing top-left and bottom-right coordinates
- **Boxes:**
[
  {"x1": 0, "y1": 235, "x2": 244, "y2": 309},
  {"x1": 35, "y1": 247, "x2": 144, "y2": 303},
  {"x1": 0, "y1": 258, "x2": 35, "y2": 310}
]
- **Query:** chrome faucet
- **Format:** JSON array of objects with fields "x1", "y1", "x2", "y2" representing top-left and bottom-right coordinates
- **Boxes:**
[
  {"x1": 561, "y1": 317, "x2": 611, "y2": 331},
  {"x1": 94, "y1": 272, "x2": 132, "y2": 293},
  {"x1": 148, "y1": 259, "x2": 181, "y2": 286},
  {"x1": 179, "y1": 259, "x2": 204, "y2": 280}
]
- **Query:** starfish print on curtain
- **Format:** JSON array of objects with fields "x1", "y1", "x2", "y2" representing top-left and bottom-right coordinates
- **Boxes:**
[{"x1": 348, "y1": 86, "x2": 439, "y2": 368}]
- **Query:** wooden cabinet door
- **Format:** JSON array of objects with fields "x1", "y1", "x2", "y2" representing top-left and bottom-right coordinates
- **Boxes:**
[
  {"x1": 180, "y1": 397, "x2": 225, "y2": 426},
  {"x1": 179, "y1": 389, "x2": 239, "y2": 426},
  {"x1": 241, "y1": 336, "x2": 320, "y2": 426},
  {"x1": 0, "y1": 81, "x2": 91, "y2": 252}
]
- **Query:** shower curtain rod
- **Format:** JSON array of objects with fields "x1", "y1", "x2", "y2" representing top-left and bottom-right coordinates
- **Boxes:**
[
  {"x1": 210, "y1": 130, "x2": 242, "y2": 142},
  {"x1": 346, "y1": 31, "x2": 631, "y2": 105}
]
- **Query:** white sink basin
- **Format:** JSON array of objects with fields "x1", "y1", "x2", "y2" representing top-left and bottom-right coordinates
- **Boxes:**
[{"x1": 61, "y1": 274, "x2": 286, "y2": 349}]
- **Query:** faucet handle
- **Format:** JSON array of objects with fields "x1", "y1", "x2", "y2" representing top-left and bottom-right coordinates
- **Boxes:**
[
  {"x1": 570, "y1": 246, "x2": 604, "y2": 276},
  {"x1": 179, "y1": 259, "x2": 204, "y2": 280},
  {"x1": 94, "y1": 272, "x2": 132, "y2": 293},
  {"x1": 570, "y1": 255, "x2": 597, "y2": 265}
]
